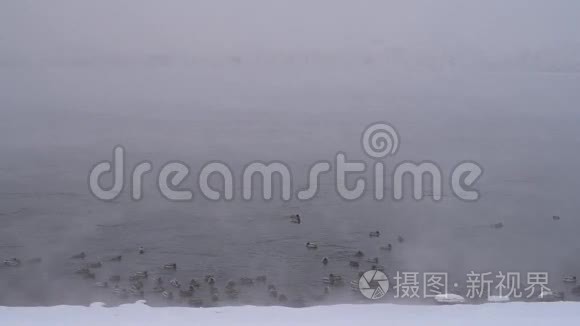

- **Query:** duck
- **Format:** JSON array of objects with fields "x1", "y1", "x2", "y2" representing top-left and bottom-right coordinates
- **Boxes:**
[
  {"x1": 138, "y1": 246, "x2": 145, "y2": 254},
  {"x1": 240, "y1": 277, "x2": 254, "y2": 286},
  {"x1": 225, "y1": 280, "x2": 236, "y2": 289},
  {"x1": 306, "y1": 242, "x2": 318, "y2": 249},
  {"x1": 367, "y1": 257, "x2": 379, "y2": 264},
  {"x1": 71, "y1": 252, "x2": 86, "y2": 259},
  {"x1": 563, "y1": 275, "x2": 577, "y2": 283},
  {"x1": 131, "y1": 280, "x2": 144, "y2": 290},
  {"x1": 189, "y1": 278, "x2": 201, "y2": 288},
  {"x1": 179, "y1": 286, "x2": 195, "y2": 298},
  {"x1": 369, "y1": 231, "x2": 381, "y2": 238},
  {"x1": 3, "y1": 258, "x2": 21, "y2": 267},
  {"x1": 205, "y1": 274, "x2": 216, "y2": 284},
  {"x1": 380, "y1": 244, "x2": 393, "y2": 251},
  {"x1": 94, "y1": 281, "x2": 109, "y2": 288},
  {"x1": 86, "y1": 262, "x2": 102, "y2": 269},
  {"x1": 255, "y1": 275, "x2": 267, "y2": 283},
  {"x1": 553, "y1": 215, "x2": 561, "y2": 221},
  {"x1": 492, "y1": 222, "x2": 504, "y2": 229},
  {"x1": 169, "y1": 278, "x2": 181, "y2": 288},
  {"x1": 188, "y1": 298, "x2": 204, "y2": 307},
  {"x1": 349, "y1": 261, "x2": 360, "y2": 268},
  {"x1": 397, "y1": 235, "x2": 405, "y2": 243},
  {"x1": 108, "y1": 255, "x2": 122, "y2": 262},
  {"x1": 163, "y1": 263, "x2": 177, "y2": 270},
  {"x1": 129, "y1": 271, "x2": 148, "y2": 281},
  {"x1": 354, "y1": 250, "x2": 364, "y2": 257},
  {"x1": 321, "y1": 257, "x2": 329, "y2": 265},
  {"x1": 162, "y1": 290, "x2": 174, "y2": 300},
  {"x1": 322, "y1": 274, "x2": 343, "y2": 286},
  {"x1": 290, "y1": 214, "x2": 301, "y2": 224}
]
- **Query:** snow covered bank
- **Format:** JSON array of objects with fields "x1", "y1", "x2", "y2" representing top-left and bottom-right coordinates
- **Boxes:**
[{"x1": 1, "y1": 301, "x2": 579, "y2": 325}]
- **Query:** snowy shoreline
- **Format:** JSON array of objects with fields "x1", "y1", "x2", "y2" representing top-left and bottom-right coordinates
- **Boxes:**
[{"x1": 2, "y1": 301, "x2": 579, "y2": 325}]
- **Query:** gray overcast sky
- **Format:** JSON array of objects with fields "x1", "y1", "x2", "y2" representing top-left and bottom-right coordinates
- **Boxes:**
[{"x1": 1, "y1": 0, "x2": 579, "y2": 56}]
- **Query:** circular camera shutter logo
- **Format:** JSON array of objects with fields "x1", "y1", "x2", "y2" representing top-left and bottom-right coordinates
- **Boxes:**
[{"x1": 359, "y1": 270, "x2": 390, "y2": 300}]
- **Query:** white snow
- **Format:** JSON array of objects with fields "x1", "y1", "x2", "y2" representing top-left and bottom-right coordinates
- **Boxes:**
[{"x1": 1, "y1": 301, "x2": 580, "y2": 325}]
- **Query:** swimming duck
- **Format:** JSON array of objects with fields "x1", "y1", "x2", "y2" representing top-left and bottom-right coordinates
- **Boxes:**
[
  {"x1": 131, "y1": 280, "x2": 144, "y2": 290},
  {"x1": 322, "y1": 274, "x2": 344, "y2": 286},
  {"x1": 367, "y1": 257, "x2": 379, "y2": 264},
  {"x1": 321, "y1": 257, "x2": 329, "y2": 265},
  {"x1": 225, "y1": 280, "x2": 237, "y2": 289},
  {"x1": 138, "y1": 246, "x2": 145, "y2": 254},
  {"x1": 163, "y1": 263, "x2": 177, "y2": 270},
  {"x1": 108, "y1": 255, "x2": 122, "y2": 262},
  {"x1": 290, "y1": 214, "x2": 301, "y2": 224},
  {"x1": 189, "y1": 278, "x2": 201, "y2": 288},
  {"x1": 492, "y1": 222, "x2": 504, "y2": 229},
  {"x1": 109, "y1": 275, "x2": 121, "y2": 283},
  {"x1": 397, "y1": 235, "x2": 405, "y2": 243},
  {"x1": 169, "y1": 278, "x2": 181, "y2": 288},
  {"x1": 189, "y1": 298, "x2": 204, "y2": 307},
  {"x1": 553, "y1": 215, "x2": 561, "y2": 221},
  {"x1": 71, "y1": 252, "x2": 86, "y2": 259},
  {"x1": 162, "y1": 290, "x2": 174, "y2": 300},
  {"x1": 240, "y1": 277, "x2": 254, "y2": 286},
  {"x1": 563, "y1": 275, "x2": 577, "y2": 283},
  {"x1": 354, "y1": 250, "x2": 364, "y2": 257},
  {"x1": 3, "y1": 258, "x2": 21, "y2": 267},
  {"x1": 94, "y1": 281, "x2": 109, "y2": 288},
  {"x1": 205, "y1": 274, "x2": 216, "y2": 284},
  {"x1": 380, "y1": 244, "x2": 393, "y2": 251},
  {"x1": 255, "y1": 275, "x2": 267, "y2": 283},
  {"x1": 369, "y1": 231, "x2": 381, "y2": 238},
  {"x1": 349, "y1": 261, "x2": 360, "y2": 268},
  {"x1": 179, "y1": 286, "x2": 194, "y2": 298},
  {"x1": 306, "y1": 242, "x2": 318, "y2": 249}
]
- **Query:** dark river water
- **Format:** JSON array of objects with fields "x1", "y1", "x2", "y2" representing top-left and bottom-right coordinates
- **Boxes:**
[{"x1": 1, "y1": 65, "x2": 580, "y2": 306}]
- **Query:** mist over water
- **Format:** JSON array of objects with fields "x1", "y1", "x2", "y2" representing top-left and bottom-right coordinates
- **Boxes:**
[{"x1": 1, "y1": 0, "x2": 580, "y2": 306}]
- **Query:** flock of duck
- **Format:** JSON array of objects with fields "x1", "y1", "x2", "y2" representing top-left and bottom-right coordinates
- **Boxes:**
[{"x1": 2, "y1": 213, "x2": 578, "y2": 306}]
